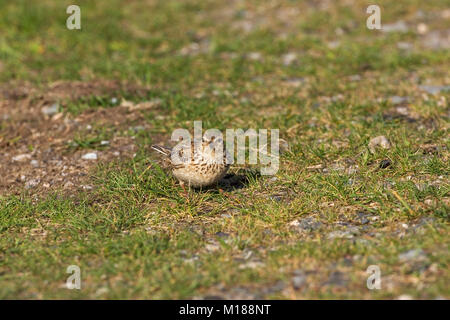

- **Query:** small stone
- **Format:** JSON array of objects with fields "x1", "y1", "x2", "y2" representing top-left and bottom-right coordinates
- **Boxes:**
[
  {"x1": 390, "y1": 96, "x2": 409, "y2": 105},
  {"x1": 30, "y1": 160, "x2": 39, "y2": 167},
  {"x1": 417, "y1": 23, "x2": 428, "y2": 35},
  {"x1": 289, "y1": 217, "x2": 322, "y2": 233},
  {"x1": 292, "y1": 271, "x2": 306, "y2": 289},
  {"x1": 282, "y1": 52, "x2": 297, "y2": 66},
  {"x1": 12, "y1": 154, "x2": 32, "y2": 162},
  {"x1": 131, "y1": 125, "x2": 145, "y2": 132},
  {"x1": 238, "y1": 261, "x2": 265, "y2": 270},
  {"x1": 368, "y1": 136, "x2": 391, "y2": 153},
  {"x1": 349, "y1": 74, "x2": 361, "y2": 81},
  {"x1": 379, "y1": 159, "x2": 392, "y2": 169},
  {"x1": 327, "y1": 230, "x2": 353, "y2": 239},
  {"x1": 100, "y1": 140, "x2": 110, "y2": 145},
  {"x1": 398, "y1": 249, "x2": 427, "y2": 262},
  {"x1": 205, "y1": 243, "x2": 220, "y2": 252},
  {"x1": 247, "y1": 52, "x2": 262, "y2": 61},
  {"x1": 64, "y1": 181, "x2": 74, "y2": 188},
  {"x1": 95, "y1": 287, "x2": 109, "y2": 296},
  {"x1": 110, "y1": 97, "x2": 118, "y2": 105},
  {"x1": 41, "y1": 103, "x2": 59, "y2": 115},
  {"x1": 81, "y1": 152, "x2": 97, "y2": 160},
  {"x1": 419, "y1": 85, "x2": 450, "y2": 95},
  {"x1": 325, "y1": 271, "x2": 347, "y2": 286},
  {"x1": 382, "y1": 21, "x2": 408, "y2": 33},
  {"x1": 356, "y1": 212, "x2": 370, "y2": 225},
  {"x1": 25, "y1": 179, "x2": 40, "y2": 189},
  {"x1": 397, "y1": 294, "x2": 413, "y2": 300},
  {"x1": 283, "y1": 77, "x2": 306, "y2": 87}
]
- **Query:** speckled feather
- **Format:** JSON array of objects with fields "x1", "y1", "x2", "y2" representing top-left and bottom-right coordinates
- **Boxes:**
[{"x1": 151, "y1": 138, "x2": 230, "y2": 188}]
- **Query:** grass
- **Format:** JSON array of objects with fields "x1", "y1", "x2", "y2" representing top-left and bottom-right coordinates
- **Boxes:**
[{"x1": 0, "y1": 0, "x2": 449, "y2": 299}]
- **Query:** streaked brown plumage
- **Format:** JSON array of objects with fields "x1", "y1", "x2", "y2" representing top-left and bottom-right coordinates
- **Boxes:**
[{"x1": 151, "y1": 137, "x2": 229, "y2": 188}]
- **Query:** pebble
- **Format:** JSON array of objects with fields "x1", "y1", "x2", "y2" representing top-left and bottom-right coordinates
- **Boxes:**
[
  {"x1": 327, "y1": 230, "x2": 354, "y2": 239},
  {"x1": 382, "y1": 21, "x2": 408, "y2": 33},
  {"x1": 247, "y1": 52, "x2": 262, "y2": 61},
  {"x1": 389, "y1": 96, "x2": 409, "y2": 105},
  {"x1": 64, "y1": 181, "x2": 74, "y2": 188},
  {"x1": 12, "y1": 154, "x2": 32, "y2": 162},
  {"x1": 368, "y1": 136, "x2": 391, "y2": 153},
  {"x1": 25, "y1": 179, "x2": 40, "y2": 189},
  {"x1": 30, "y1": 160, "x2": 39, "y2": 167},
  {"x1": 238, "y1": 261, "x2": 265, "y2": 270},
  {"x1": 356, "y1": 212, "x2": 371, "y2": 225},
  {"x1": 289, "y1": 217, "x2": 323, "y2": 233},
  {"x1": 398, "y1": 249, "x2": 427, "y2": 262},
  {"x1": 417, "y1": 23, "x2": 428, "y2": 35},
  {"x1": 282, "y1": 52, "x2": 297, "y2": 66},
  {"x1": 327, "y1": 226, "x2": 360, "y2": 240},
  {"x1": 283, "y1": 77, "x2": 306, "y2": 87},
  {"x1": 292, "y1": 271, "x2": 306, "y2": 289},
  {"x1": 397, "y1": 294, "x2": 413, "y2": 300},
  {"x1": 131, "y1": 125, "x2": 145, "y2": 132},
  {"x1": 325, "y1": 271, "x2": 347, "y2": 286},
  {"x1": 41, "y1": 103, "x2": 59, "y2": 115},
  {"x1": 205, "y1": 243, "x2": 220, "y2": 252},
  {"x1": 348, "y1": 74, "x2": 361, "y2": 81},
  {"x1": 419, "y1": 85, "x2": 450, "y2": 95},
  {"x1": 81, "y1": 152, "x2": 97, "y2": 160},
  {"x1": 100, "y1": 140, "x2": 110, "y2": 145},
  {"x1": 95, "y1": 287, "x2": 109, "y2": 296},
  {"x1": 426, "y1": 29, "x2": 450, "y2": 49}
]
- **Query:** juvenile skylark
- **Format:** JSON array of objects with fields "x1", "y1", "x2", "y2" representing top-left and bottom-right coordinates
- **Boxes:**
[{"x1": 151, "y1": 136, "x2": 230, "y2": 188}]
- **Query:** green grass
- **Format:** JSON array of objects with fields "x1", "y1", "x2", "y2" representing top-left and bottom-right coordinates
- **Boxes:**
[{"x1": 0, "y1": 0, "x2": 449, "y2": 299}]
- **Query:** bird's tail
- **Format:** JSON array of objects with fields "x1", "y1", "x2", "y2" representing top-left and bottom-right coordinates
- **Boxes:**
[{"x1": 151, "y1": 145, "x2": 171, "y2": 157}]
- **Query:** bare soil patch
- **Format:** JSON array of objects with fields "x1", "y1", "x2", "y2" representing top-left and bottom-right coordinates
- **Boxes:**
[{"x1": 0, "y1": 80, "x2": 153, "y2": 196}]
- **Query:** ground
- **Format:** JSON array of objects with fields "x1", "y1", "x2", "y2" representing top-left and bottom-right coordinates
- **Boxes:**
[{"x1": 0, "y1": 0, "x2": 449, "y2": 299}]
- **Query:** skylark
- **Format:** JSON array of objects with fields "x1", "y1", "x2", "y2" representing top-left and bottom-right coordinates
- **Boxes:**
[{"x1": 151, "y1": 136, "x2": 230, "y2": 188}]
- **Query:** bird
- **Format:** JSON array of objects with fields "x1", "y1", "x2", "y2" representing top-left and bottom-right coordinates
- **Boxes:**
[{"x1": 151, "y1": 136, "x2": 230, "y2": 189}]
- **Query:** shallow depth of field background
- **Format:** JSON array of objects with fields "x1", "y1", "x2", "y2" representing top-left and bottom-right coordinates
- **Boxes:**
[{"x1": 0, "y1": 0, "x2": 448, "y2": 299}]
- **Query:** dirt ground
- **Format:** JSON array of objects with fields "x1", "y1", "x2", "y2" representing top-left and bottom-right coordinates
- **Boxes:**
[{"x1": 0, "y1": 80, "x2": 155, "y2": 196}]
